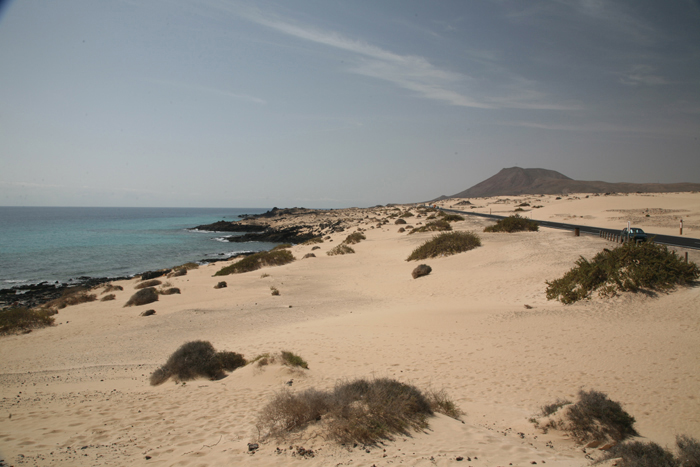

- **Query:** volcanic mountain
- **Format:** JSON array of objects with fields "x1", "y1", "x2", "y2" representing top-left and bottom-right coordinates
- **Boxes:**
[{"x1": 448, "y1": 167, "x2": 700, "y2": 198}]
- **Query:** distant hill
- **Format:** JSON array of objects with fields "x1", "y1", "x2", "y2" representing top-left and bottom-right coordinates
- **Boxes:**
[{"x1": 449, "y1": 167, "x2": 700, "y2": 198}]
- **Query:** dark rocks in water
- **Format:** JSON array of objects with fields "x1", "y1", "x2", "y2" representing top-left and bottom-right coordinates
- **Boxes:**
[
  {"x1": 141, "y1": 270, "x2": 170, "y2": 280},
  {"x1": 224, "y1": 225, "x2": 317, "y2": 244},
  {"x1": 0, "y1": 276, "x2": 132, "y2": 311},
  {"x1": 194, "y1": 221, "x2": 268, "y2": 232},
  {"x1": 140, "y1": 309, "x2": 156, "y2": 316}
]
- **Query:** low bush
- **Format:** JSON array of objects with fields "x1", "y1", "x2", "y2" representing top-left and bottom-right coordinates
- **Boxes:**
[
  {"x1": 150, "y1": 340, "x2": 246, "y2": 385},
  {"x1": 280, "y1": 350, "x2": 308, "y2": 369},
  {"x1": 167, "y1": 268, "x2": 187, "y2": 278},
  {"x1": 407, "y1": 231, "x2": 481, "y2": 261},
  {"x1": 135, "y1": 279, "x2": 162, "y2": 289},
  {"x1": 441, "y1": 214, "x2": 465, "y2": 222},
  {"x1": 398, "y1": 227, "x2": 405, "y2": 233},
  {"x1": 550, "y1": 389, "x2": 637, "y2": 444},
  {"x1": 179, "y1": 262, "x2": 200, "y2": 270},
  {"x1": 215, "y1": 250, "x2": 295, "y2": 276},
  {"x1": 140, "y1": 309, "x2": 156, "y2": 316},
  {"x1": 302, "y1": 237, "x2": 324, "y2": 245},
  {"x1": 256, "y1": 378, "x2": 447, "y2": 444},
  {"x1": 412, "y1": 264, "x2": 432, "y2": 279},
  {"x1": 597, "y1": 436, "x2": 700, "y2": 467},
  {"x1": 0, "y1": 307, "x2": 55, "y2": 335},
  {"x1": 408, "y1": 220, "x2": 452, "y2": 235},
  {"x1": 124, "y1": 287, "x2": 159, "y2": 307},
  {"x1": 425, "y1": 388, "x2": 464, "y2": 420},
  {"x1": 395, "y1": 218, "x2": 407, "y2": 225},
  {"x1": 399, "y1": 212, "x2": 414, "y2": 218},
  {"x1": 303, "y1": 253, "x2": 316, "y2": 259},
  {"x1": 101, "y1": 293, "x2": 116, "y2": 301},
  {"x1": 540, "y1": 399, "x2": 571, "y2": 417},
  {"x1": 484, "y1": 215, "x2": 539, "y2": 233},
  {"x1": 214, "y1": 281, "x2": 227, "y2": 289},
  {"x1": 40, "y1": 288, "x2": 97, "y2": 311},
  {"x1": 270, "y1": 286, "x2": 280, "y2": 296},
  {"x1": 327, "y1": 244, "x2": 355, "y2": 256},
  {"x1": 272, "y1": 243, "x2": 292, "y2": 250},
  {"x1": 343, "y1": 232, "x2": 366, "y2": 245},
  {"x1": 159, "y1": 287, "x2": 181, "y2": 295},
  {"x1": 102, "y1": 284, "x2": 123, "y2": 294},
  {"x1": 311, "y1": 246, "x2": 321, "y2": 251},
  {"x1": 546, "y1": 241, "x2": 699, "y2": 304}
]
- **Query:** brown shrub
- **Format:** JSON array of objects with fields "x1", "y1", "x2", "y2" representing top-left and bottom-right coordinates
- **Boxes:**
[
  {"x1": 124, "y1": 287, "x2": 159, "y2": 307},
  {"x1": 167, "y1": 268, "x2": 187, "y2": 278},
  {"x1": 214, "y1": 281, "x2": 227, "y2": 289},
  {"x1": 412, "y1": 264, "x2": 432, "y2": 279},
  {"x1": 135, "y1": 279, "x2": 162, "y2": 289},
  {"x1": 101, "y1": 294, "x2": 116, "y2": 301},
  {"x1": 149, "y1": 340, "x2": 246, "y2": 385},
  {"x1": 303, "y1": 253, "x2": 316, "y2": 259},
  {"x1": 159, "y1": 287, "x2": 181, "y2": 295}
]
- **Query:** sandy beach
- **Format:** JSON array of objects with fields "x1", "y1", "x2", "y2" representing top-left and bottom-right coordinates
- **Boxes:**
[{"x1": 1, "y1": 193, "x2": 699, "y2": 466}]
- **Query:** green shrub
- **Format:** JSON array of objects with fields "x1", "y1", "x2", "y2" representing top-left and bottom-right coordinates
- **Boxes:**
[
  {"x1": 135, "y1": 279, "x2": 162, "y2": 289},
  {"x1": 562, "y1": 389, "x2": 638, "y2": 444},
  {"x1": 484, "y1": 215, "x2": 539, "y2": 233},
  {"x1": 280, "y1": 350, "x2": 308, "y2": 369},
  {"x1": 255, "y1": 378, "x2": 445, "y2": 444},
  {"x1": 124, "y1": 287, "x2": 159, "y2": 307},
  {"x1": 441, "y1": 214, "x2": 465, "y2": 222},
  {"x1": 399, "y1": 212, "x2": 414, "y2": 218},
  {"x1": 407, "y1": 231, "x2": 481, "y2": 261},
  {"x1": 343, "y1": 232, "x2": 366, "y2": 245},
  {"x1": 215, "y1": 250, "x2": 295, "y2": 276},
  {"x1": 408, "y1": 219, "x2": 452, "y2": 234},
  {"x1": 546, "y1": 242, "x2": 699, "y2": 304},
  {"x1": 327, "y1": 244, "x2": 355, "y2": 256},
  {"x1": 395, "y1": 218, "x2": 407, "y2": 225},
  {"x1": 0, "y1": 307, "x2": 55, "y2": 335},
  {"x1": 271, "y1": 243, "x2": 292, "y2": 250},
  {"x1": 150, "y1": 340, "x2": 246, "y2": 385}
]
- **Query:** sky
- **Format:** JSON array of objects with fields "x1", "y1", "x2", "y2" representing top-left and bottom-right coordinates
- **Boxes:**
[{"x1": 0, "y1": 0, "x2": 699, "y2": 208}]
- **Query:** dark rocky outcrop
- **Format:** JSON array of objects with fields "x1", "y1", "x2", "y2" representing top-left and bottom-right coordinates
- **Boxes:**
[
  {"x1": 223, "y1": 225, "x2": 318, "y2": 244},
  {"x1": 193, "y1": 221, "x2": 268, "y2": 232}
]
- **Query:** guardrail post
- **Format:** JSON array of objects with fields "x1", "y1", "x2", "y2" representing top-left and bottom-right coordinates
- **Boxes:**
[
  {"x1": 686, "y1": 252, "x2": 689, "y2": 263},
  {"x1": 574, "y1": 228, "x2": 580, "y2": 237}
]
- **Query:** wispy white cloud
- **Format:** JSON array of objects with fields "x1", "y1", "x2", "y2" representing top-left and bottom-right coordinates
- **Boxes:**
[
  {"x1": 222, "y1": 3, "x2": 570, "y2": 111},
  {"x1": 618, "y1": 65, "x2": 669, "y2": 86}
]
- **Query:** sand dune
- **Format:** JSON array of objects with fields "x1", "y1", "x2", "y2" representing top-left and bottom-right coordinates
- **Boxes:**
[{"x1": 1, "y1": 194, "x2": 699, "y2": 466}]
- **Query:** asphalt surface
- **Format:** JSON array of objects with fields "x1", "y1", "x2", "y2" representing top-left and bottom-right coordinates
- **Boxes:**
[{"x1": 442, "y1": 208, "x2": 700, "y2": 250}]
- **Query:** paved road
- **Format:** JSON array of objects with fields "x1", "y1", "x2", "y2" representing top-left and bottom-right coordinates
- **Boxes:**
[{"x1": 442, "y1": 208, "x2": 700, "y2": 250}]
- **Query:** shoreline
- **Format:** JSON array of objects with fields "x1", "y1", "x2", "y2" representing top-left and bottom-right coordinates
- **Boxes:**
[{"x1": 1, "y1": 194, "x2": 699, "y2": 466}]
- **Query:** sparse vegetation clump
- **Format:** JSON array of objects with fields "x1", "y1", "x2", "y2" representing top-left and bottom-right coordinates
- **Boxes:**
[
  {"x1": 407, "y1": 231, "x2": 481, "y2": 261},
  {"x1": 484, "y1": 215, "x2": 539, "y2": 233},
  {"x1": 441, "y1": 214, "x2": 465, "y2": 222},
  {"x1": 597, "y1": 435, "x2": 700, "y2": 467},
  {"x1": 124, "y1": 287, "x2": 159, "y2": 307},
  {"x1": 399, "y1": 211, "x2": 414, "y2": 218},
  {"x1": 425, "y1": 388, "x2": 464, "y2": 420},
  {"x1": 135, "y1": 279, "x2": 162, "y2": 289},
  {"x1": 149, "y1": 340, "x2": 246, "y2": 386},
  {"x1": 272, "y1": 243, "x2": 292, "y2": 250},
  {"x1": 546, "y1": 241, "x2": 699, "y2": 304},
  {"x1": 179, "y1": 262, "x2": 200, "y2": 270},
  {"x1": 281, "y1": 350, "x2": 308, "y2": 369},
  {"x1": 101, "y1": 293, "x2": 116, "y2": 301},
  {"x1": 0, "y1": 307, "x2": 55, "y2": 335},
  {"x1": 159, "y1": 287, "x2": 181, "y2": 295},
  {"x1": 215, "y1": 250, "x2": 295, "y2": 276},
  {"x1": 537, "y1": 390, "x2": 637, "y2": 444},
  {"x1": 255, "y1": 378, "x2": 454, "y2": 444},
  {"x1": 102, "y1": 284, "x2": 123, "y2": 294},
  {"x1": 302, "y1": 237, "x2": 324, "y2": 245},
  {"x1": 408, "y1": 219, "x2": 452, "y2": 234},
  {"x1": 270, "y1": 286, "x2": 280, "y2": 296},
  {"x1": 40, "y1": 288, "x2": 97, "y2": 312},
  {"x1": 303, "y1": 253, "x2": 316, "y2": 259},
  {"x1": 167, "y1": 268, "x2": 187, "y2": 278},
  {"x1": 343, "y1": 232, "x2": 366, "y2": 245},
  {"x1": 327, "y1": 244, "x2": 355, "y2": 256},
  {"x1": 395, "y1": 218, "x2": 407, "y2": 225},
  {"x1": 412, "y1": 264, "x2": 432, "y2": 279}
]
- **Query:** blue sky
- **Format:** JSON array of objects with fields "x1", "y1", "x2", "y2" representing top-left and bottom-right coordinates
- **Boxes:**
[{"x1": 1, "y1": 0, "x2": 699, "y2": 208}]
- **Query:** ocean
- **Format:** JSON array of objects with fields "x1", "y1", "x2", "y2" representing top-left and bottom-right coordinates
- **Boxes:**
[{"x1": 0, "y1": 206, "x2": 274, "y2": 289}]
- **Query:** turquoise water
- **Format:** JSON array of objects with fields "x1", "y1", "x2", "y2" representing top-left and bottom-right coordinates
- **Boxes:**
[{"x1": 0, "y1": 206, "x2": 273, "y2": 288}]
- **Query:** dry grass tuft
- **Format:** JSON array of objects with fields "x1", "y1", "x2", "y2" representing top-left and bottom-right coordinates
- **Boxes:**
[
  {"x1": 327, "y1": 244, "x2": 355, "y2": 256},
  {"x1": 102, "y1": 284, "x2": 123, "y2": 294},
  {"x1": 0, "y1": 307, "x2": 55, "y2": 335},
  {"x1": 484, "y1": 214, "x2": 538, "y2": 233},
  {"x1": 101, "y1": 293, "x2": 116, "y2": 302},
  {"x1": 255, "y1": 378, "x2": 449, "y2": 444}
]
